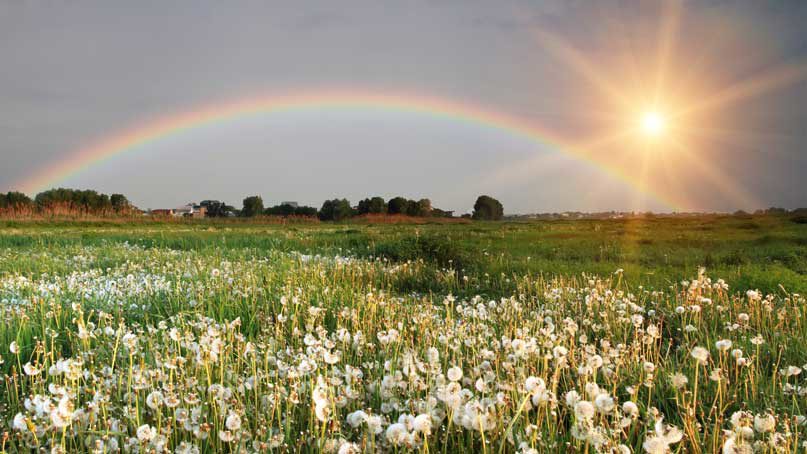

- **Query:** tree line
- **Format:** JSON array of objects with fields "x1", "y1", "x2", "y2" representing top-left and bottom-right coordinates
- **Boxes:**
[
  {"x1": 237, "y1": 195, "x2": 504, "y2": 221},
  {"x1": 0, "y1": 188, "x2": 133, "y2": 214},
  {"x1": 0, "y1": 187, "x2": 506, "y2": 221}
]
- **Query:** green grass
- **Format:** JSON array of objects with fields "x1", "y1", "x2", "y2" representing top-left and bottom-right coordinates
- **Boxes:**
[{"x1": 0, "y1": 215, "x2": 805, "y2": 453}]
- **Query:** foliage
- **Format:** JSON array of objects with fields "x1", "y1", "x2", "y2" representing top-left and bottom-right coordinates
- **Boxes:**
[
  {"x1": 200, "y1": 200, "x2": 235, "y2": 217},
  {"x1": 265, "y1": 203, "x2": 318, "y2": 217},
  {"x1": 472, "y1": 194, "x2": 504, "y2": 220},
  {"x1": 319, "y1": 198, "x2": 354, "y2": 221},
  {"x1": 0, "y1": 220, "x2": 805, "y2": 452},
  {"x1": 357, "y1": 197, "x2": 387, "y2": 215},
  {"x1": 241, "y1": 195, "x2": 264, "y2": 217}
]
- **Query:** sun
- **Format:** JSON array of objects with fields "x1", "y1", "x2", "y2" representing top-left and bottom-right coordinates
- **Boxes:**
[{"x1": 640, "y1": 111, "x2": 666, "y2": 137}]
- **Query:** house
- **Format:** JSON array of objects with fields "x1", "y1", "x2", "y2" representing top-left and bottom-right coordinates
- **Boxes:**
[
  {"x1": 281, "y1": 201, "x2": 299, "y2": 208},
  {"x1": 151, "y1": 203, "x2": 207, "y2": 218},
  {"x1": 150, "y1": 209, "x2": 174, "y2": 217},
  {"x1": 173, "y1": 203, "x2": 207, "y2": 218}
]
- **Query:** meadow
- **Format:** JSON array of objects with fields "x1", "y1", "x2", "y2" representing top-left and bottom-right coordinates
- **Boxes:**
[{"x1": 0, "y1": 215, "x2": 805, "y2": 453}]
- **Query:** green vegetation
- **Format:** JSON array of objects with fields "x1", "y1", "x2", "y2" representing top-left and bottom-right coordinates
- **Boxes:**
[{"x1": 0, "y1": 215, "x2": 804, "y2": 452}]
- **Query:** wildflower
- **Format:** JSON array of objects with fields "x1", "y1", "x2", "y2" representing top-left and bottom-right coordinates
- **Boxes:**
[
  {"x1": 136, "y1": 424, "x2": 156, "y2": 442},
  {"x1": 668, "y1": 372, "x2": 687, "y2": 390},
  {"x1": 754, "y1": 413, "x2": 776, "y2": 433},
  {"x1": 574, "y1": 401, "x2": 595, "y2": 421},
  {"x1": 643, "y1": 419, "x2": 683, "y2": 453},
  {"x1": 594, "y1": 394, "x2": 615, "y2": 413},
  {"x1": 691, "y1": 346, "x2": 710, "y2": 365},
  {"x1": 10, "y1": 341, "x2": 19, "y2": 354},
  {"x1": 716, "y1": 339, "x2": 733, "y2": 352},
  {"x1": 447, "y1": 366, "x2": 463, "y2": 382},
  {"x1": 225, "y1": 412, "x2": 242, "y2": 431},
  {"x1": 412, "y1": 413, "x2": 432, "y2": 435},
  {"x1": 347, "y1": 410, "x2": 368, "y2": 428},
  {"x1": 146, "y1": 390, "x2": 164, "y2": 410},
  {"x1": 23, "y1": 362, "x2": 41, "y2": 376},
  {"x1": 385, "y1": 423, "x2": 409, "y2": 445}
]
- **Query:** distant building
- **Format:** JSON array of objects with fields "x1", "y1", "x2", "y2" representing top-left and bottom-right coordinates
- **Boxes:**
[
  {"x1": 281, "y1": 201, "x2": 299, "y2": 207},
  {"x1": 151, "y1": 203, "x2": 206, "y2": 218},
  {"x1": 173, "y1": 203, "x2": 207, "y2": 218}
]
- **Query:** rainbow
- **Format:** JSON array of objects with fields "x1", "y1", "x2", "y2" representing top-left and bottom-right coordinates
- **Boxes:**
[{"x1": 15, "y1": 89, "x2": 676, "y2": 208}]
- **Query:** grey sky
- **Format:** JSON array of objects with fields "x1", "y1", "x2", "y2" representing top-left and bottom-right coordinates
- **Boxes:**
[{"x1": 1, "y1": 0, "x2": 805, "y2": 213}]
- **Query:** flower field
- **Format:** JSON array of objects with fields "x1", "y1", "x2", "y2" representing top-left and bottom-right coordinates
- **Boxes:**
[{"x1": 0, "y1": 219, "x2": 805, "y2": 453}]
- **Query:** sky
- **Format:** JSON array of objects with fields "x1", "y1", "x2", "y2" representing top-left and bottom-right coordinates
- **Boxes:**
[{"x1": 1, "y1": 0, "x2": 806, "y2": 214}]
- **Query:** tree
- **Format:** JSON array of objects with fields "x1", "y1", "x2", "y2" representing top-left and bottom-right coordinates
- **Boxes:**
[
  {"x1": 110, "y1": 194, "x2": 130, "y2": 212},
  {"x1": 388, "y1": 196, "x2": 408, "y2": 215},
  {"x1": 472, "y1": 195, "x2": 504, "y2": 220},
  {"x1": 415, "y1": 198, "x2": 432, "y2": 217},
  {"x1": 357, "y1": 198, "x2": 372, "y2": 215},
  {"x1": 294, "y1": 205, "x2": 318, "y2": 217},
  {"x1": 241, "y1": 196, "x2": 264, "y2": 217},
  {"x1": 358, "y1": 196, "x2": 388, "y2": 215},
  {"x1": 200, "y1": 200, "x2": 234, "y2": 217},
  {"x1": 319, "y1": 199, "x2": 353, "y2": 221},
  {"x1": 368, "y1": 197, "x2": 386, "y2": 214},
  {"x1": 5, "y1": 191, "x2": 33, "y2": 208}
]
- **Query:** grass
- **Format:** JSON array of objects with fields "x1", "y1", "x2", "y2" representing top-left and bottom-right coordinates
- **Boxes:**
[{"x1": 0, "y1": 215, "x2": 804, "y2": 452}]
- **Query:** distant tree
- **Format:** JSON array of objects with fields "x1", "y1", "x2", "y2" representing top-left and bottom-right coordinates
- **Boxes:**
[
  {"x1": 357, "y1": 196, "x2": 387, "y2": 215},
  {"x1": 764, "y1": 207, "x2": 788, "y2": 216},
  {"x1": 110, "y1": 194, "x2": 131, "y2": 212},
  {"x1": 294, "y1": 205, "x2": 318, "y2": 217},
  {"x1": 5, "y1": 191, "x2": 32, "y2": 208},
  {"x1": 265, "y1": 203, "x2": 297, "y2": 216},
  {"x1": 34, "y1": 188, "x2": 112, "y2": 212},
  {"x1": 200, "y1": 200, "x2": 234, "y2": 217},
  {"x1": 319, "y1": 199, "x2": 353, "y2": 221},
  {"x1": 241, "y1": 196, "x2": 264, "y2": 217},
  {"x1": 0, "y1": 193, "x2": 6, "y2": 208},
  {"x1": 472, "y1": 195, "x2": 504, "y2": 220},
  {"x1": 357, "y1": 198, "x2": 372, "y2": 215},
  {"x1": 388, "y1": 196, "x2": 408, "y2": 215},
  {"x1": 415, "y1": 198, "x2": 432, "y2": 217},
  {"x1": 368, "y1": 197, "x2": 386, "y2": 214},
  {"x1": 431, "y1": 208, "x2": 454, "y2": 218},
  {"x1": 733, "y1": 210, "x2": 750, "y2": 217}
]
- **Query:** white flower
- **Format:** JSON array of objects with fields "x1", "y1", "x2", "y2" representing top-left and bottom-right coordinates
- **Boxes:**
[
  {"x1": 643, "y1": 419, "x2": 682, "y2": 453},
  {"x1": 146, "y1": 390, "x2": 164, "y2": 410},
  {"x1": 565, "y1": 390, "x2": 581, "y2": 407},
  {"x1": 412, "y1": 413, "x2": 432, "y2": 435},
  {"x1": 669, "y1": 372, "x2": 688, "y2": 389},
  {"x1": 23, "y1": 362, "x2": 40, "y2": 376},
  {"x1": 716, "y1": 339, "x2": 733, "y2": 352},
  {"x1": 594, "y1": 394, "x2": 615, "y2": 413},
  {"x1": 622, "y1": 401, "x2": 639, "y2": 417},
  {"x1": 226, "y1": 412, "x2": 242, "y2": 431},
  {"x1": 447, "y1": 366, "x2": 463, "y2": 382},
  {"x1": 385, "y1": 423, "x2": 409, "y2": 445},
  {"x1": 12, "y1": 413, "x2": 27, "y2": 431},
  {"x1": 136, "y1": 424, "x2": 156, "y2": 442},
  {"x1": 691, "y1": 346, "x2": 710, "y2": 365},
  {"x1": 754, "y1": 413, "x2": 776, "y2": 433},
  {"x1": 347, "y1": 410, "x2": 368, "y2": 428},
  {"x1": 525, "y1": 376, "x2": 545, "y2": 393},
  {"x1": 10, "y1": 341, "x2": 19, "y2": 354},
  {"x1": 574, "y1": 401, "x2": 595, "y2": 421},
  {"x1": 218, "y1": 430, "x2": 235, "y2": 442},
  {"x1": 338, "y1": 442, "x2": 361, "y2": 454},
  {"x1": 323, "y1": 350, "x2": 341, "y2": 365}
]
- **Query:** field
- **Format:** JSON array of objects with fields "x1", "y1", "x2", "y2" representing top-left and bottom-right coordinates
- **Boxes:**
[{"x1": 0, "y1": 216, "x2": 805, "y2": 453}]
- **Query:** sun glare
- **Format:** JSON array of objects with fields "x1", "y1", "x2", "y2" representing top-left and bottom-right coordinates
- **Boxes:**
[{"x1": 640, "y1": 111, "x2": 666, "y2": 137}]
